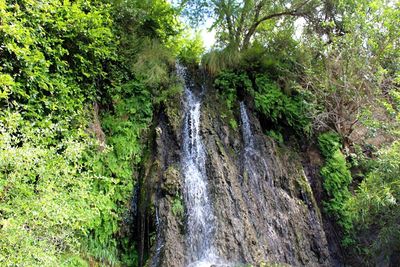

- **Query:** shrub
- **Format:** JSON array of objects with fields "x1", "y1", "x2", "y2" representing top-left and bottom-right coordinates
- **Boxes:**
[
  {"x1": 347, "y1": 141, "x2": 400, "y2": 262},
  {"x1": 214, "y1": 71, "x2": 252, "y2": 111},
  {"x1": 254, "y1": 75, "x2": 312, "y2": 135},
  {"x1": 0, "y1": 113, "x2": 115, "y2": 266},
  {"x1": 318, "y1": 132, "x2": 353, "y2": 245}
]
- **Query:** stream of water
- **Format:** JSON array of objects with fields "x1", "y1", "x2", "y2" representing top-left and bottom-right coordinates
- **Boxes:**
[
  {"x1": 240, "y1": 102, "x2": 270, "y2": 188},
  {"x1": 178, "y1": 65, "x2": 219, "y2": 267}
]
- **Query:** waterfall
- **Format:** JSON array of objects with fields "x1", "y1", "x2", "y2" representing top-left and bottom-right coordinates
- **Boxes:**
[
  {"x1": 177, "y1": 64, "x2": 219, "y2": 267},
  {"x1": 151, "y1": 206, "x2": 163, "y2": 267},
  {"x1": 240, "y1": 102, "x2": 271, "y2": 188},
  {"x1": 240, "y1": 102, "x2": 254, "y2": 148}
]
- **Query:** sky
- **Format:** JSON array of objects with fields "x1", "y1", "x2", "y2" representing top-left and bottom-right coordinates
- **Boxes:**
[
  {"x1": 167, "y1": 0, "x2": 216, "y2": 49},
  {"x1": 198, "y1": 19, "x2": 217, "y2": 50}
]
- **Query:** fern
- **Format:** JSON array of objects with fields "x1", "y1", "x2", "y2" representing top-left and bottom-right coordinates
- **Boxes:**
[{"x1": 318, "y1": 132, "x2": 353, "y2": 245}]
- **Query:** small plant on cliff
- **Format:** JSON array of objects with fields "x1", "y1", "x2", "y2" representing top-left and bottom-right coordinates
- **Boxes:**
[
  {"x1": 266, "y1": 130, "x2": 284, "y2": 144},
  {"x1": 172, "y1": 193, "x2": 185, "y2": 219},
  {"x1": 229, "y1": 118, "x2": 238, "y2": 130},
  {"x1": 318, "y1": 132, "x2": 353, "y2": 245}
]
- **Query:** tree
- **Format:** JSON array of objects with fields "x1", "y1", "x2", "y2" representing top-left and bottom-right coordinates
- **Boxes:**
[
  {"x1": 299, "y1": 0, "x2": 400, "y2": 145},
  {"x1": 180, "y1": 0, "x2": 347, "y2": 49}
]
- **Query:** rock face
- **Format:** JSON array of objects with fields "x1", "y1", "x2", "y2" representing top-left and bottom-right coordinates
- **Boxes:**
[
  {"x1": 138, "y1": 68, "x2": 335, "y2": 267},
  {"x1": 202, "y1": 95, "x2": 332, "y2": 266}
]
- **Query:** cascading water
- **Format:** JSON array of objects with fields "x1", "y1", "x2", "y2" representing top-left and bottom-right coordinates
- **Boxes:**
[
  {"x1": 240, "y1": 102, "x2": 254, "y2": 148},
  {"x1": 239, "y1": 102, "x2": 283, "y2": 259},
  {"x1": 151, "y1": 206, "x2": 163, "y2": 267},
  {"x1": 239, "y1": 102, "x2": 270, "y2": 188},
  {"x1": 177, "y1": 65, "x2": 219, "y2": 267}
]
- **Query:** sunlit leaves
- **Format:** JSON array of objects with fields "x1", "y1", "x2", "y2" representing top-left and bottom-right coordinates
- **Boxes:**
[
  {"x1": 0, "y1": 0, "x2": 116, "y2": 119},
  {"x1": 0, "y1": 113, "x2": 112, "y2": 266},
  {"x1": 318, "y1": 132, "x2": 353, "y2": 244}
]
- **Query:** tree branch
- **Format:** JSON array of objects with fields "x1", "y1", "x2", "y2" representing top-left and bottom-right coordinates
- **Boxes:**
[{"x1": 241, "y1": 0, "x2": 312, "y2": 49}]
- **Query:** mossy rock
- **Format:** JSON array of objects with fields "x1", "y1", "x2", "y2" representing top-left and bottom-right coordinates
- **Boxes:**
[
  {"x1": 165, "y1": 92, "x2": 183, "y2": 134},
  {"x1": 162, "y1": 165, "x2": 181, "y2": 195}
]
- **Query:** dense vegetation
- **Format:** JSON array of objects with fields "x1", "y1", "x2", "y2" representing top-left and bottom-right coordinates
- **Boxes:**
[
  {"x1": 1, "y1": 0, "x2": 399, "y2": 266},
  {"x1": 318, "y1": 132, "x2": 353, "y2": 245},
  {"x1": 0, "y1": 0, "x2": 197, "y2": 265}
]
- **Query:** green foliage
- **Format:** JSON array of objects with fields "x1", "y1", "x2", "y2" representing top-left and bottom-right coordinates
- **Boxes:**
[
  {"x1": 229, "y1": 118, "x2": 238, "y2": 130},
  {"x1": 110, "y1": 0, "x2": 186, "y2": 104},
  {"x1": 214, "y1": 70, "x2": 311, "y2": 135},
  {"x1": 347, "y1": 141, "x2": 400, "y2": 263},
  {"x1": 254, "y1": 76, "x2": 312, "y2": 135},
  {"x1": 0, "y1": 0, "x2": 134, "y2": 265},
  {"x1": 178, "y1": 32, "x2": 205, "y2": 65},
  {"x1": 0, "y1": 113, "x2": 114, "y2": 266},
  {"x1": 214, "y1": 71, "x2": 251, "y2": 109},
  {"x1": 317, "y1": 132, "x2": 342, "y2": 158},
  {"x1": 171, "y1": 193, "x2": 184, "y2": 219},
  {"x1": 214, "y1": 70, "x2": 251, "y2": 129},
  {"x1": 179, "y1": 0, "x2": 316, "y2": 49},
  {"x1": 266, "y1": 130, "x2": 283, "y2": 144},
  {"x1": 0, "y1": 0, "x2": 115, "y2": 120},
  {"x1": 84, "y1": 80, "x2": 152, "y2": 265},
  {"x1": 0, "y1": 0, "x2": 185, "y2": 265},
  {"x1": 318, "y1": 132, "x2": 353, "y2": 244},
  {"x1": 202, "y1": 47, "x2": 242, "y2": 75},
  {"x1": 254, "y1": 78, "x2": 285, "y2": 121}
]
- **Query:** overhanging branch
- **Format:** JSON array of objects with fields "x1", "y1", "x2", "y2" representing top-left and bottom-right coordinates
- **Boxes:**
[{"x1": 241, "y1": 0, "x2": 312, "y2": 49}]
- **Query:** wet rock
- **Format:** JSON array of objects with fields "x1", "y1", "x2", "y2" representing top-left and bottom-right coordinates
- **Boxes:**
[
  {"x1": 162, "y1": 166, "x2": 181, "y2": 195},
  {"x1": 199, "y1": 93, "x2": 334, "y2": 266}
]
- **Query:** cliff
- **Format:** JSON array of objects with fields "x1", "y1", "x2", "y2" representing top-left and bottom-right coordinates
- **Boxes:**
[{"x1": 135, "y1": 67, "x2": 340, "y2": 267}]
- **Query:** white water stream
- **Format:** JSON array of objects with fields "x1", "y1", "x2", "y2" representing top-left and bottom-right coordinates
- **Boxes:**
[
  {"x1": 178, "y1": 65, "x2": 220, "y2": 267},
  {"x1": 240, "y1": 102, "x2": 271, "y2": 189}
]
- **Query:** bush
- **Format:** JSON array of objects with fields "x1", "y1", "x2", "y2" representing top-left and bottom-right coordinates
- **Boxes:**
[
  {"x1": 0, "y1": 1, "x2": 158, "y2": 265},
  {"x1": 0, "y1": 113, "x2": 115, "y2": 266},
  {"x1": 214, "y1": 71, "x2": 252, "y2": 111},
  {"x1": 0, "y1": 0, "x2": 115, "y2": 121},
  {"x1": 318, "y1": 132, "x2": 353, "y2": 244},
  {"x1": 254, "y1": 75, "x2": 311, "y2": 135},
  {"x1": 347, "y1": 141, "x2": 400, "y2": 262}
]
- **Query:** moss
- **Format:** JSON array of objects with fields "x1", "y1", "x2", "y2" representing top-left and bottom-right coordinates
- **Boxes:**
[
  {"x1": 297, "y1": 174, "x2": 313, "y2": 198},
  {"x1": 243, "y1": 170, "x2": 249, "y2": 184},
  {"x1": 296, "y1": 172, "x2": 322, "y2": 220},
  {"x1": 294, "y1": 225, "x2": 305, "y2": 245},
  {"x1": 165, "y1": 92, "x2": 183, "y2": 133}
]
